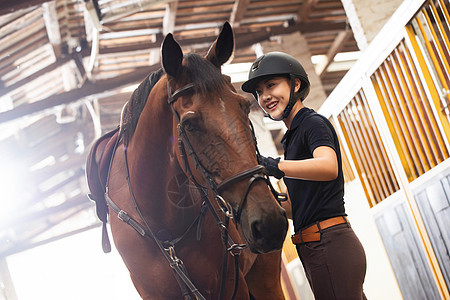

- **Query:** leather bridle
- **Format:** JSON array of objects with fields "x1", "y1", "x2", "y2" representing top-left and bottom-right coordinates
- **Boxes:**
[
  {"x1": 103, "y1": 78, "x2": 287, "y2": 300},
  {"x1": 167, "y1": 81, "x2": 284, "y2": 222},
  {"x1": 167, "y1": 80, "x2": 286, "y2": 299}
]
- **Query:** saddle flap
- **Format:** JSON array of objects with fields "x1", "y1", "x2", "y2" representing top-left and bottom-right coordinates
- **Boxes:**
[{"x1": 86, "y1": 127, "x2": 120, "y2": 223}]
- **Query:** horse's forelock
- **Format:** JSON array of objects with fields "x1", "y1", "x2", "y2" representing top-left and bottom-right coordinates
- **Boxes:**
[{"x1": 182, "y1": 53, "x2": 227, "y2": 95}]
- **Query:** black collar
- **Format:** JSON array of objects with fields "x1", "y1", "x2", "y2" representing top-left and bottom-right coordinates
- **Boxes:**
[{"x1": 281, "y1": 107, "x2": 311, "y2": 146}]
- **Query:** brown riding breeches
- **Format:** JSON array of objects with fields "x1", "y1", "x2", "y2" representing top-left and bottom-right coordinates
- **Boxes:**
[{"x1": 296, "y1": 223, "x2": 367, "y2": 300}]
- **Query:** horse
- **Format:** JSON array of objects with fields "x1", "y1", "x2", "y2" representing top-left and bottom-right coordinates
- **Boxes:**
[{"x1": 86, "y1": 22, "x2": 288, "y2": 300}]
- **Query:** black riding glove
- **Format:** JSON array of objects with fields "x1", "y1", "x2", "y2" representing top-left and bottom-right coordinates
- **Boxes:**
[{"x1": 258, "y1": 155, "x2": 285, "y2": 179}]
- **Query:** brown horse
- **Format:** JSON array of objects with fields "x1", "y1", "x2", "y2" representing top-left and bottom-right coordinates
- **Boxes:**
[{"x1": 87, "y1": 22, "x2": 288, "y2": 300}]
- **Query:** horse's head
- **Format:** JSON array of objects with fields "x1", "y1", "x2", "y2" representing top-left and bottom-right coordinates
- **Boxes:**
[{"x1": 161, "y1": 22, "x2": 288, "y2": 253}]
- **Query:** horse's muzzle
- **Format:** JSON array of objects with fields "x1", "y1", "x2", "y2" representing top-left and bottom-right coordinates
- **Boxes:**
[{"x1": 247, "y1": 207, "x2": 288, "y2": 254}]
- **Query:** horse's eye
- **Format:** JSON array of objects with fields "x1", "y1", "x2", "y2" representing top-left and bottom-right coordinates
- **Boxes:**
[{"x1": 181, "y1": 111, "x2": 201, "y2": 132}]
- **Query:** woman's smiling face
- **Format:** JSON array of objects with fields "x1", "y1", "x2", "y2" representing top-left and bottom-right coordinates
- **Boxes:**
[{"x1": 255, "y1": 76, "x2": 300, "y2": 120}]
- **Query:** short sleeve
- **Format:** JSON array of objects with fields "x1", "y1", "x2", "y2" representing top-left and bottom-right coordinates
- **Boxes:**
[{"x1": 304, "y1": 115, "x2": 336, "y2": 154}]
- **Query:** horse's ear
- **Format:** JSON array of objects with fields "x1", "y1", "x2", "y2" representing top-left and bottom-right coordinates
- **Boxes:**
[
  {"x1": 161, "y1": 33, "x2": 183, "y2": 77},
  {"x1": 206, "y1": 21, "x2": 234, "y2": 68}
]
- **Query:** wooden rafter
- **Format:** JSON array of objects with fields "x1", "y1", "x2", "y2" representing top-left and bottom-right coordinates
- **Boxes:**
[
  {"x1": 229, "y1": 0, "x2": 251, "y2": 27},
  {"x1": 0, "y1": 19, "x2": 349, "y2": 123},
  {"x1": 42, "y1": 1, "x2": 62, "y2": 58},
  {"x1": 297, "y1": 0, "x2": 319, "y2": 23},
  {"x1": 0, "y1": 0, "x2": 52, "y2": 16},
  {"x1": 0, "y1": 56, "x2": 73, "y2": 98},
  {"x1": 0, "y1": 64, "x2": 159, "y2": 123},
  {"x1": 316, "y1": 30, "x2": 353, "y2": 77},
  {"x1": 163, "y1": 0, "x2": 178, "y2": 35}
]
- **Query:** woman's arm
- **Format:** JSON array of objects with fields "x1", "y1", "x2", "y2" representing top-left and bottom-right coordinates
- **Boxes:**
[{"x1": 278, "y1": 146, "x2": 338, "y2": 181}]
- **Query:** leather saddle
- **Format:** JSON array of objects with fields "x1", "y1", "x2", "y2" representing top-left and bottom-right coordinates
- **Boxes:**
[{"x1": 85, "y1": 126, "x2": 120, "y2": 224}]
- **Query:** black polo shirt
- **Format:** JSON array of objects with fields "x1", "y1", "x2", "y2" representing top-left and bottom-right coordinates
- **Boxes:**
[{"x1": 281, "y1": 107, "x2": 346, "y2": 233}]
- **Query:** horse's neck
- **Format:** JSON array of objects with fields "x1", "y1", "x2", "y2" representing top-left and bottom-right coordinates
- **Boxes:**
[
  {"x1": 127, "y1": 93, "x2": 172, "y2": 196},
  {"x1": 126, "y1": 92, "x2": 200, "y2": 232}
]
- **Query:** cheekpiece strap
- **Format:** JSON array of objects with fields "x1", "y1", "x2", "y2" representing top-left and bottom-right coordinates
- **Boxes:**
[{"x1": 168, "y1": 82, "x2": 195, "y2": 105}]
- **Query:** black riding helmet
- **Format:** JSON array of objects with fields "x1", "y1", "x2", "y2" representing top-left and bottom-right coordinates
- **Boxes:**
[{"x1": 241, "y1": 52, "x2": 310, "y2": 120}]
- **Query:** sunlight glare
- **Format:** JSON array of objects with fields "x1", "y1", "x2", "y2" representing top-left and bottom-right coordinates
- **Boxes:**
[
  {"x1": 6, "y1": 227, "x2": 140, "y2": 300},
  {"x1": 0, "y1": 160, "x2": 25, "y2": 223}
]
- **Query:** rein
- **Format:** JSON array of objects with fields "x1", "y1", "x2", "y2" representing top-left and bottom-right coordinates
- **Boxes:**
[{"x1": 103, "y1": 78, "x2": 286, "y2": 300}]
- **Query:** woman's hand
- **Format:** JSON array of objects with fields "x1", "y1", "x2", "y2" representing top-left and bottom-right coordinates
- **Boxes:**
[{"x1": 258, "y1": 155, "x2": 285, "y2": 179}]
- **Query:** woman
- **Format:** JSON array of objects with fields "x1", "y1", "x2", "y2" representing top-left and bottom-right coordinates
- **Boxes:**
[{"x1": 242, "y1": 52, "x2": 367, "y2": 300}]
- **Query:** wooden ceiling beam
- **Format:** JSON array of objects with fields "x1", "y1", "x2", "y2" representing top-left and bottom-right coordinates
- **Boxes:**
[
  {"x1": 0, "y1": 64, "x2": 160, "y2": 123},
  {"x1": 299, "y1": 20, "x2": 347, "y2": 32},
  {"x1": 100, "y1": 0, "x2": 169, "y2": 24},
  {"x1": 0, "y1": 10, "x2": 45, "y2": 54},
  {"x1": 0, "y1": 35, "x2": 48, "y2": 70},
  {"x1": 316, "y1": 30, "x2": 352, "y2": 77},
  {"x1": 98, "y1": 37, "x2": 162, "y2": 54},
  {"x1": 297, "y1": 0, "x2": 319, "y2": 23},
  {"x1": 0, "y1": 0, "x2": 52, "y2": 16},
  {"x1": 0, "y1": 19, "x2": 348, "y2": 124},
  {"x1": 163, "y1": 0, "x2": 178, "y2": 36},
  {"x1": 0, "y1": 48, "x2": 88, "y2": 98},
  {"x1": 235, "y1": 20, "x2": 346, "y2": 49},
  {"x1": 0, "y1": 19, "x2": 347, "y2": 99},
  {"x1": 97, "y1": 20, "x2": 347, "y2": 55},
  {"x1": 0, "y1": 56, "x2": 71, "y2": 98},
  {"x1": 229, "y1": 0, "x2": 251, "y2": 27},
  {"x1": 42, "y1": 1, "x2": 62, "y2": 58}
]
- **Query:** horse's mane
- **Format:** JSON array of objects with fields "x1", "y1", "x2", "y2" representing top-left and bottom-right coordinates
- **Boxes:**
[
  {"x1": 122, "y1": 53, "x2": 227, "y2": 141},
  {"x1": 122, "y1": 68, "x2": 164, "y2": 140}
]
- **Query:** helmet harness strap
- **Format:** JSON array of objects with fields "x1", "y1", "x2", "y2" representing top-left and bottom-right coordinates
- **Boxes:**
[{"x1": 281, "y1": 74, "x2": 299, "y2": 119}]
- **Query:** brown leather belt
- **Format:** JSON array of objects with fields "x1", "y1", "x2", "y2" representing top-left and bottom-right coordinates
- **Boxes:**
[{"x1": 291, "y1": 216, "x2": 349, "y2": 244}]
